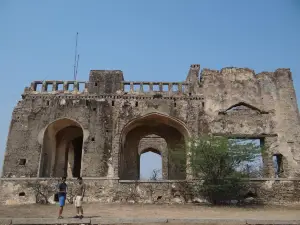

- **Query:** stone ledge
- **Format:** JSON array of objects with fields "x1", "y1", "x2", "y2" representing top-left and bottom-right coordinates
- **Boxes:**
[
  {"x1": 11, "y1": 217, "x2": 90, "y2": 224},
  {"x1": 0, "y1": 218, "x2": 12, "y2": 225},
  {"x1": 168, "y1": 218, "x2": 246, "y2": 224},
  {"x1": 0, "y1": 218, "x2": 298, "y2": 225},
  {"x1": 92, "y1": 218, "x2": 168, "y2": 224}
]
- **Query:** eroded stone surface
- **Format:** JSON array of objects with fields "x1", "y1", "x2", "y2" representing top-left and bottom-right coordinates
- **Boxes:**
[{"x1": 1, "y1": 65, "x2": 300, "y2": 204}]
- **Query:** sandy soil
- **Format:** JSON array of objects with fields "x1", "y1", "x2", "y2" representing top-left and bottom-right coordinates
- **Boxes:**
[{"x1": 0, "y1": 203, "x2": 300, "y2": 219}]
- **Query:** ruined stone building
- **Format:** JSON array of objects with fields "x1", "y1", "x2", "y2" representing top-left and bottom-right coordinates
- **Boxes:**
[{"x1": 1, "y1": 64, "x2": 300, "y2": 204}]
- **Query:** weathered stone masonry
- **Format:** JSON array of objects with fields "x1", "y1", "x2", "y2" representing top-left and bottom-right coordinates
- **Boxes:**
[{"x1": 1, "y1": 64, "x2": 300, "y2": 205}]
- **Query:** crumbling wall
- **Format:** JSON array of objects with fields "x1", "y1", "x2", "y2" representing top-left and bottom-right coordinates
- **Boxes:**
[{"x1": 1, "y1": 64, "x2": 300, "y2": 205}]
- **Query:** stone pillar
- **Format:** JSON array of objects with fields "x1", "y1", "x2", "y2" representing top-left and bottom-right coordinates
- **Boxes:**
[
  {"x1": 262, "y1": 137, "x2": 277, "y2": 178},
  {"x1": 149, "y1": 82, "x2": 153, "y2": 92},
  {"x1": 159, "y1": 83, "x2": 163, "y2": 92},
  {"x1": 74, "y1": 81, "x2": 79, "y2": 92},
  {"x1": 140, "y1": 83, "x2": 144, "y2": 92},
  {"x1": 42, "y1": 82, "x2": 47, "y2": 92},
  {"x1": 130, "y1": 82, "x2": 134, "y2": 92},
  {"x1": 52, "y1": 82, "x2": 57, "y2": 91}
]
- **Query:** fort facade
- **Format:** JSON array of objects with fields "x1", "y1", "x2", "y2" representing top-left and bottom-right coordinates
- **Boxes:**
[{"x1": 1, "y1": 64, "x2": 300, "y2": 205}]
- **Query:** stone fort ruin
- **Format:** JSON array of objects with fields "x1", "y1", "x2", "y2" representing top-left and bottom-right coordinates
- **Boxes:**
[{"x1": 1, "y1": 64, "x2": 300, "y2": 204}]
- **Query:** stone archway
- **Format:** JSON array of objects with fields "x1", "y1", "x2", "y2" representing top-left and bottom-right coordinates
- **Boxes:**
[
  {"x1": 119, "y1": 113, "x2": 190, "y2": 180},
  {"x1": 39, "y1": 118, "x2": 84, "y2": 178}
]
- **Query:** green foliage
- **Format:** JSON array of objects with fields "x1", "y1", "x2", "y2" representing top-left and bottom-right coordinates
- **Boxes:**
[{"x1": 171, "y1": 136, "x2": 263, "y2": 204}]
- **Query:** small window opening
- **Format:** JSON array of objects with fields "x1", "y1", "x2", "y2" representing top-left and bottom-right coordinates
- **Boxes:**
[
  {"x1": 143, "y1": 85, "x2": 150, "y2": 92},
  {"x1": 135, "y1": 101, "x2": 138, "y2": 107},
  {"x1": 163, "y1": 84, "x2": 169, "y2": 92},
  {"x1": 79, "y1": 83, "x2": 85, "y2": 92},
  {"x1": 19, "y1": 159, "x2": 26, "y2": 166},
  {"x1": 46, "y1": 84, "x2": 53, "y2": 92},
  {"x1": 91, "y1": 137, "x2": 95, "y2": 142},
  {"x1": 19, "y1": 192, "x2": 25, "y2": 197},
  {"x1": 124, "y1": 84, "x2": 130, "y2": 92},
  {"x1": 202, "y1": 102, "x2": 205, "y2": 108},
  {"x1": 86, "y1": 100, "x2": 90, "y2": 107},
  {"x1": 93, "y1": 107, "x2": 97, "y2": 111},
  {"x1": 95, "y1": 82, "x2": 98, "y2": 87},
  {"x1": 153, "y1": 85, "x2": 159, "y2": 91},
  {"x1": 112, "y1": 100, "x2": 115, "y2": 106},
  {"x1": 36, "y1": 84, "x2": 42, "y2": 92},
  {"x1": 189, "y1": 93, "x2": 191, "y2": 96},
  {"x1": 157, "y1": 196, "x2": 162, "y2": 200},
  {"x1": 57, "y1": 83, "x2": 63, "y2": 91},
  {"x1": 68, "y1": 83, "x2": 74, "y2": 91},
  {"x1": 174, "y1": 102, "x2": 176, "y2": 107},
  {"x1": 172, "y1": 85, "x2": 179, "y2": 92},
  {"x1": 46, "y1": 100, "x2": 50, "y2": 106},
  {"x1": 273, "y1": 154, "x2": 283, "y2": 178},
  {"x1": 106, "y1": 129, "x2": 109, "y2": 133},
  {"x1": 133, "y1": 84, "x2": 140, "y2": 92}
]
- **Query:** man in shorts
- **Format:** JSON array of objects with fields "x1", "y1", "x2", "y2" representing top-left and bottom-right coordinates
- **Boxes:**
[
  {"x1": 57, "y1": 177, "x2": 67, "y2": 219},
  {"x1": 74, "y1": 177, "x2": 86, "y2": 219}
]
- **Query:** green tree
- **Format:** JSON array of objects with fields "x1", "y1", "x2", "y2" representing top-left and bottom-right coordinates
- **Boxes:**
[{"x1": 171, "y1": 136, "x2": 263, "y2": 205}]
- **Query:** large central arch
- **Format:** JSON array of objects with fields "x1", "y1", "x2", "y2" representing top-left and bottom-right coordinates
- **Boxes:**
[
  {"x1": 119, "y1": 113, "x2": 191, "y2": 180},
  {"x1": 39, "y1": 118, "x2": 84, "y2": 178}
]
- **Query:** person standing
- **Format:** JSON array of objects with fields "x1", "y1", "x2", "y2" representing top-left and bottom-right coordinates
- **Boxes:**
[
  {"x1": 57, "y1": 177, "x2": 67, "y2": 219},
  {"x1": 74, "y1": 177, "x2": 86, "y2": 219}
]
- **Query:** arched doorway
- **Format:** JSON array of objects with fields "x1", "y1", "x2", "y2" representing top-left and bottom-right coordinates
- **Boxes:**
[
  {"x1": 139, "y1": 148, "x2": 162, "y2": 180},
  {"x1": 39, "y1": 118, "x2": 84, "y2": 178},
  {"x1": 120, "y1": 113, "x2": 190, "y2": 180}
]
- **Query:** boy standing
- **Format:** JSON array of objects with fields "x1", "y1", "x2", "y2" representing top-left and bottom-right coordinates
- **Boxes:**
[
  {"x1": 74, "y1": 177, "x2": 86, "y2": 219},
  {"x1": 57, "y1": 177, "x2": 67, "y2": 219}
]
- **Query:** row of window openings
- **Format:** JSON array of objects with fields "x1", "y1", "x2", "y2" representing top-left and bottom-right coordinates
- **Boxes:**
[
  {"x1": 123, "y1": 84, "x2": 183, "y2": 92},
  {"x1": 88, "y1": 100, "x2": 201, "y2": 108},
  {"x1": 35, "y1": 83, "x2": 85, "y2": 92}
]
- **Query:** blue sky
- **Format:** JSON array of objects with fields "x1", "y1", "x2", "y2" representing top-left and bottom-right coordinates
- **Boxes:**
[{"x1": 0, "y1": 0, "x2": 300, "y2": 177}]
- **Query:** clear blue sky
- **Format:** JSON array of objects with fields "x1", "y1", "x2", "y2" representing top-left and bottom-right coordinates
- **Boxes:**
[{"x1": 1, "y1": 0, "x2": 300, "y2": 177}]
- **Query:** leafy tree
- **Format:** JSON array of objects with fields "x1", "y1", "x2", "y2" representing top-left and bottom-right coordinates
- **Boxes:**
[{"x1": 171, "y1": 136, "x2": 263, "y2": 204}]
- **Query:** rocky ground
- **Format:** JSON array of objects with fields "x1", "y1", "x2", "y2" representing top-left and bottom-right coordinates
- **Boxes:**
[{"x1": 0, "y1": 203, "x2": 300, "y2": 220}]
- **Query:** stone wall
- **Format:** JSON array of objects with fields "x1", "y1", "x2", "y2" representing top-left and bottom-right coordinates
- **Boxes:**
[{"x1": 0, "y1": 178, "x2": 300, "y2": 205}]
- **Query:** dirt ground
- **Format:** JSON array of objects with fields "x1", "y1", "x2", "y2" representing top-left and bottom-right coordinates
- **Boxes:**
[{"x1": 0, "y1": 203, "x2": 300, "y2": 219}]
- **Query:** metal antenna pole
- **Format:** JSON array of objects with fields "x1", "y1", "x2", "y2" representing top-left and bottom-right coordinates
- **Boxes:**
[
  {"x1": 73, "y1": 32, "x2": 79, "y2": 80},
  {"x1": 75, "y1": 54, "x2": 80, "y2": 80}
]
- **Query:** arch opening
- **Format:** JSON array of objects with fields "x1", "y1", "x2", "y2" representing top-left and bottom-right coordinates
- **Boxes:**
[
  {"x1": 39, "y1": 118, "x2": 84, "y2": 178},
  {"x1": 139, "y1": 148, "x2": 162, "y2": 180},
  {"x1": 120, "y1": 113, "x2": 190, "y2": 180}
]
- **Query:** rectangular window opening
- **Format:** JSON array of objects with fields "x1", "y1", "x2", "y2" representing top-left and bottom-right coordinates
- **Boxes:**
[
  {"x1": 68, "y1": 83, "x2": 74, "y2": 91},
  {"x1": 143, "y1": 85, "x2": 150, "y2": 92},
  {"x1": 133, "y1": 84, "x2": 140, "y2": 92},
  {"x1": 35, "y1": 84, "x2": 42, "y2": 92},
  {"x1": 19, "y1": 159, "x2": 26, "y2": 166},
  {"x1": 112, "y1": 100, "x2": 115, "y2": 106},
  {"x1": 181, "y1": 84, "x2": 186, "y2": 92},
  {"x1": 57, "y1": 83, "x2": 63, "y2": 91},
  {"x1": 46, "y1": 84, "x2": 53, "y2": 92},
  {"x1": 79, "y1": 83, "x2": 85, "y2": 92},
  {"x1": 153, "y1": 85, "x2": 159, "y2": 91},
  {"x1": 172, "y1": 84, "x2": 179, "y2": 92},
  {"x1": 228, "y1": 138, "x2": 263, "y2": 178},
  {"x1": 273, "y1": 154, "x2": 283, "y2": 178},
  {"x1": 124, "y1": 84, "x2": 130, "y2": 92},
  {"x1": 135, "y1": 101, "x2": 138, "y2": 107},
  {"x1": 163, "y1": 84, "x2": 169, "y2": 92}
]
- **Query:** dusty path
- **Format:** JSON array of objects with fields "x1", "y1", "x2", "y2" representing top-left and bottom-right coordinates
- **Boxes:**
[{"x1": 0, "y1": 203, "x2": 300, "y2": 220}]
